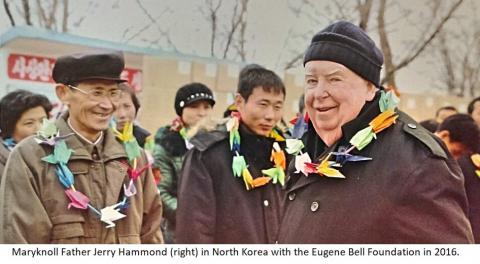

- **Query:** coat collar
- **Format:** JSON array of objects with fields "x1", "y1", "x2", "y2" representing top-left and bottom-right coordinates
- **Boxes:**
[
  {"x1": 56, "y1": 113, "x2": 128, "y2": 161},
  {"x1": 341, "y1": 91, "x2": 382, "y2": 143},
  {"x1": 158, "y1": 126, "x2": 188, "y2": 157},
  {"x1": 238, "y1": 123, "x2": 275, "y2": 161}
]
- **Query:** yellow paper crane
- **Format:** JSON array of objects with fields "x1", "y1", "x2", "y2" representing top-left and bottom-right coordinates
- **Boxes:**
[
  {"x1": 113, "y1": 122, "x2": 135, "y2": 143},
  {"x1": 317, "y1": 154, "x2": 345, "y2": 178},
  {"x1": 242, "y1": 168, "x2": 271, "y2": 190}
]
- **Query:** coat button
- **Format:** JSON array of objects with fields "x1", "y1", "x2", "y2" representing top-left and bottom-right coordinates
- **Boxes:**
[
  {"x1": 92, "y1": 153, "x2": 98, "y2": 159},
  {"x1": 310, "y1": 201, "x2": 319, "y2": 212},
  {"x1": 407, "y1": 123, "x2": 417, "y2": 129},
  {"x1": 263, "y1": 200, "x2": 269, "y2": 207},
  {"x1": 288, "y1": 193, "x2": 296, "y2": 201}
]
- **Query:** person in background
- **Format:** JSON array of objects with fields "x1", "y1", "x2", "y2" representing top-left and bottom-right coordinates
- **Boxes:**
[
  {"x1": 435, "y1": 114, "x2": 480, "y2": 244},
  {"x1": 114, "y1": 83, "x2": 151, "y2": 148},
  {"x1": 223, "y1": 64, "x2": 267, "y2": 119},
  {"x1": 0, "y1": 89, "x2": 52, "y2": 181},
  {"x1": 434, "y1": 114, "x2": 480, "y2": 160},
  {"x1": 153, "y1": 82, "x2": 215, "y2": 243},
  {"x1": 298, "y1": 93, "x2": 306, "y2": 116},
  {"x1": 290, "y1": 93, "x2": 308, "y2": 138},
  {"x1": 176, "y1": 66, "x2": 291, "y2": 243},
  {"x1": 468, "y1": 97, "x2": 480, "y2": 128},
  {"x1": 419, "y1": 105, "x2": 458, "y2": 133}
]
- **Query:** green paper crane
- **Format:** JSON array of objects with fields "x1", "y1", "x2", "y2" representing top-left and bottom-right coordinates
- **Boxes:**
[
  {"x1": 41, "y1": 140, "x2": 74, "y2": 164},
  {"x1": 285, "y1": 139, "x2": 304, "y2": 155},
  {"x1": 379, "y1": 90, "x2": 399, "y2": 112},
  {"x1": 232, "y1": 155, "x2": 247, "y2": 178},
  {"x1": 262, "y1": 167, "x2": 286, "y2": 186},
  {"x1": 37, "y1": 118, "x2": 58, "y2": 139},
  {"x1": 124, "y1": 140, "x2": 142, "y2": 162},
  {"x1": 349, "y1": 126, "x2": 376, "y2": 151}
]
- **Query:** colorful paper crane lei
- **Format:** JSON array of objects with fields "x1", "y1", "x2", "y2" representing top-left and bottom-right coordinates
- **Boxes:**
[
  {"x1": 293, "y1": 90, "x2": 400, "y2": 179},
  {"x1": 227, "y1": 112, "x2": 288, "y2": 190},
  {"x1": 36, "y1": 120, "x2": 148, "y2": 228}
]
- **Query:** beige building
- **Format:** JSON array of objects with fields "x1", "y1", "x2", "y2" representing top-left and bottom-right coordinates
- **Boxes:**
[{"x1": 0, "y1": 26, "x2": 472, "y2": 135}]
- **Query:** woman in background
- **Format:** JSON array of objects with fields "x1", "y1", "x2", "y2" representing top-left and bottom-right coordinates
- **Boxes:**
[
  {"x1": 153, "y1": 82, "x2": 215, "y2": 243},
  {"x1": 114, "y1": 83, "x2": 151, "y2": 148},
  {"x1": 0, "y1": 89, "x2": 52, "y2": 181}
]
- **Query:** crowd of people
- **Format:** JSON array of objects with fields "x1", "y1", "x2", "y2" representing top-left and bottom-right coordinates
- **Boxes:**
[{"x1": 0, "y1": 20, "x2": 478, "y2": 244}]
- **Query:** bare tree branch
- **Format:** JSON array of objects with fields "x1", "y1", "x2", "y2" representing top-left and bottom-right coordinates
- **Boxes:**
[
  {"x1": 36, "y1": 0, "x2": 47, "y2": 28},
  {"x1": 3, "y1": 0, "x2": 16, "y2": 26},
  {"x1": 222, "y1": 1, "x2": 240, "y2": 59},
  {"x1": 222, "y1": 0, "x2": 248, "y2": 59},
  {"x1": 282, "y1": 0, "x2": 358, "y2": 70},
  {"x1": 235, "y1": 0, "x2": 249, "y2": 61},
  {"x1": 437, "y1": 31, "x2": 456, "y2": 94},
  {"x1": 124, "y1": 8, "x2": 170, "y2": 43},
  {"x1": 357, "y1": 0, "x2": 373, "y2": 30},
  {"x1": 22, "y1": 0, "x2": 32, "y2": 25},
  {"x1": 202, "y1": 0, "x2": 223, "y2": 57},
  {"x1": 133, "y1": 0, "x2": 175, "y2": 49},
  {"x1": 381, "y1": 0, "x2": 464, "y2": 85},
  {"x1": 284, "y1": 53, "x2": 304, "y2": 70},
  {"x1": 378, "y1": 0, "x2": 396, "y2": 87}
]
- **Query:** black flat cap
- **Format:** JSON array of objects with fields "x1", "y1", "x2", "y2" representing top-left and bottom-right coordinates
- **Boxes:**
[{"x1": 52, "y1": 50, "x2": 127, "y2": 85}]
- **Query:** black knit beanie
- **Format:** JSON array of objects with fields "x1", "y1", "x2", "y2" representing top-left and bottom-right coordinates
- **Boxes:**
[
  {"x1": 304, "y1": 21, "x2": 384, "y2": 87},
  {"x1": 174, "y1": 82, "x2": 215, "y2": 116}
]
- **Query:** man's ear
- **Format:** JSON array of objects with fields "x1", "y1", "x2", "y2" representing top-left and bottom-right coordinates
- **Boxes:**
[
  {"x1": 234, "y1": 93, "x2": 245, "y2": 113},
  {"x1": 435, "y1": 130, "x2": 450, "y2": 142},
  {"x1": 365, "y1": 82, "x2": 377, "y2": 101},
  {"x1": 55, "y1": 84, "x2": 71, "y2": 105}
]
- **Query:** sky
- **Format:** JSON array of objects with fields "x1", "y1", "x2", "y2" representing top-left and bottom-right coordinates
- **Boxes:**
[{"x1": 0, "y1": 0, "x2": 476, "y2": 95}]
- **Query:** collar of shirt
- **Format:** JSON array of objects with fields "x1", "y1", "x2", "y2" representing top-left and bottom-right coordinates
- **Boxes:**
[{"x1": 67, "y1": 118, "x2": 104, "y2": 146}]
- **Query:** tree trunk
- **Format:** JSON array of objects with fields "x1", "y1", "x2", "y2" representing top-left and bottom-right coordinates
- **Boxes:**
[
  {"x1": 377, "y1": 0, "x2": 397, "y2": 88},
  {"x1": 62, "y1": 0, "x2": 68, "y2": 32},
  {"x1": 357, "y1": 0, "x2": 373, "y2": 30}
]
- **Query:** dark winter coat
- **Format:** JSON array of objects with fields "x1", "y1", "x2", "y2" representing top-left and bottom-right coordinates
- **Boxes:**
[
  {"x1": 176, "y1": 124, "x2": 289, "y2": 243},
  {"x1": 278, "y1": 93, "x2": 474, "y2": 243},
  {"x1": 458, "y1": 154, "x2": 480, "y2": 243},
  {"x1": 133, "y1": 124, "x2": 151, "y2": 148}
]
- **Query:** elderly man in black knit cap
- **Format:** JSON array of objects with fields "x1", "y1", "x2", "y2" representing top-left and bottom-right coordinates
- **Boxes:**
[{"x1": 277, "y1": 21, "x2": 473, "y2": 243}]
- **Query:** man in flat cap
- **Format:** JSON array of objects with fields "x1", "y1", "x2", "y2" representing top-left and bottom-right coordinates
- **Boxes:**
[
  {"x1": 277, "y1": 21, "x2": 473, "y2": 243},
  {"x1": 0, "y1": 50, "x2": 163, "y2": 243}
]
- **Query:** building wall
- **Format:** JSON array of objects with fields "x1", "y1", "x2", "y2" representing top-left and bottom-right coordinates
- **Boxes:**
[{"x1": 137, "y1": 56, "x2": 305, "y2": 134}]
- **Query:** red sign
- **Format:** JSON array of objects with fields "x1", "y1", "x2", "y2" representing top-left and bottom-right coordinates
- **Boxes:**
[
  {"x1": 8, "y1": 54, "x2": 55, "y2": 83},
  {"x1": 121, "y1": 68, "x2": 143, "y2": 92},
  {"x1": 7, "y1": 53, "x2": 143, "y2": 91}
]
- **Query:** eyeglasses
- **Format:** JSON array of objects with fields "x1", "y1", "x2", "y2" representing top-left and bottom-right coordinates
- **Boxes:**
[{"x1": 67, "y1": 84, "x2": 122, "y2": 102}]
